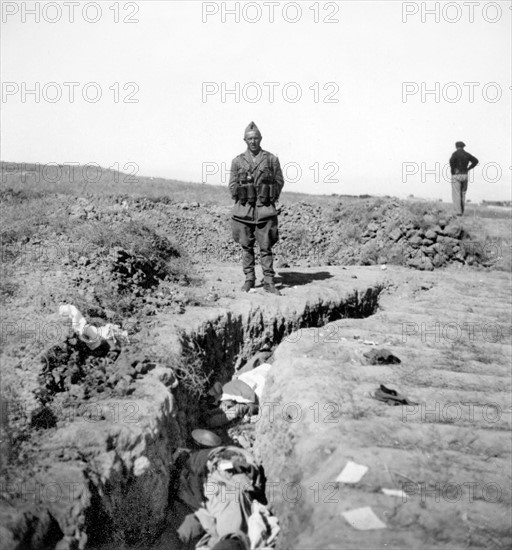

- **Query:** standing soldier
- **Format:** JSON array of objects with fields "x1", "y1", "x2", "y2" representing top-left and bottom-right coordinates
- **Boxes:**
[
  {"x1": 229, "y1": 122, "x2": 284, "y2": 295},
  {"x1": 449, "y1": 141, "x2": 479, "y2": 216}
]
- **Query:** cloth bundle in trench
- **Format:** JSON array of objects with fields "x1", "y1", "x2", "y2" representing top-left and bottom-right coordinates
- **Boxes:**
[{"x1": 177, "y1": 446, "x2": 279, "y2": 549}]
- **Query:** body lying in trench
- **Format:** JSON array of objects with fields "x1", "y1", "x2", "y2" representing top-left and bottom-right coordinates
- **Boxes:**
[{"x1": 171, "y1": 445, "x2": 279, "y2": 549}]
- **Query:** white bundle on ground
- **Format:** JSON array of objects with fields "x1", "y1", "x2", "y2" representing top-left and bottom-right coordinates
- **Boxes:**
[{"x1": 59, "y1": 304, "x2": 130, "y2": 349}]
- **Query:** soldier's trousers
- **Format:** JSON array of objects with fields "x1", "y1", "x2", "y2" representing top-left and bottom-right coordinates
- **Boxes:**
[
  {"x1": 451, "y1": 174, "x2": 468, "y2": 215},
  {"x1": 231, "y1": 217, "x2": 279, "y2": 281}
]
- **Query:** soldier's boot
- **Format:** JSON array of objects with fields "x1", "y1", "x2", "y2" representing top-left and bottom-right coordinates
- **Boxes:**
[
  {"x1": 263, "y1": 280, "x2": 281, "y2": 296},
  {"x1": 241, "y1": 279, "x2": 255, "y2": 292}
]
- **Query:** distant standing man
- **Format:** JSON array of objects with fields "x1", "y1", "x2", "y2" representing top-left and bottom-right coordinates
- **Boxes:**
[
  {"x1": 229, "y1": 122, "x2": 284, "y2": 295},
  {"x1": 449, "y1": 141, "x2": 479, "y2": 216}
]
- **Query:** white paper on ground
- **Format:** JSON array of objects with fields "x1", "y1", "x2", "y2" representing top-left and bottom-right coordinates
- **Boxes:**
[
  {"x1": 335, "y1": 461, "x2": 369, "y2": 484},
  {"x1": 342, "y1": 506, "x2": 386, "y2": 530},
  {"x1": 382, "y1": 488, "x2": 406, "y2": 498}
]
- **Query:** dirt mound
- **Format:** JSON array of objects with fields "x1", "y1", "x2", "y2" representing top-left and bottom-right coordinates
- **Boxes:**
[
  {"x1": 0, "y1": 191, "x2": 499, "y2": 283},
  {"x1": 277, "y1": 198, "x2": 496, "y2": 270},
  {"x1": 94, "y1": 194, "x2": 494, "y2": 271},
  {"x1": 38, "y1": 337, "x2": 122, "y2": 403},
  {"x1": 70, "y1": 245, "x2": 183, "y2": 315}
]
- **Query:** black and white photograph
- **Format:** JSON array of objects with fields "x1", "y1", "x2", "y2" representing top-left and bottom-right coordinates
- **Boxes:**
[{"x1": 1, "y1": 1, "x2": 511, "y2": 549}]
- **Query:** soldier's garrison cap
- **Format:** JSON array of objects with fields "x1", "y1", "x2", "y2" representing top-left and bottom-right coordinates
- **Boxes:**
[{"x1": 244, "y1": 121, "x2": 262, "y2": 137}]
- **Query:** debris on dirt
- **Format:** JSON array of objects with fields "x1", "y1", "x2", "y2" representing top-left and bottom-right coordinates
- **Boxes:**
[
  {"x1": 363, "y1": 348, "x2": 401, "y2": 365},
  {"x1": 36, "y1": 336, "x2": 162, "y2": 409},
  {"x1": 372, "y1": 385, "x2": 419, "y2": 406},
  {"x1": 381, "y1": 488, "x2": 407, "y2": 498},
  {"x1": 59, "y1": 304, "x2": 129, "y2": 349}
]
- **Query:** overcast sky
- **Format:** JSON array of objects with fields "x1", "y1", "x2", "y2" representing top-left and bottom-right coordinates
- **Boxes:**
[{"x1": 1, "y1": 1, "x2": 511, "y2": 202}]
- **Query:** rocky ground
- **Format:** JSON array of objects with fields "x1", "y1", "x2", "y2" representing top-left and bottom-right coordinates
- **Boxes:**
[{"x1": 0, "y1": 186, "x2": 511, "y2": 549}]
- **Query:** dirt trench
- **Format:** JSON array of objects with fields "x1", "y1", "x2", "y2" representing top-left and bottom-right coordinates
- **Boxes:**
[
  {"x1": 143, "y1": 284, "x2": 384, "y2": 550},
  {"x1": 0, "y1": 274, "x2": 384, "y2": 550}
]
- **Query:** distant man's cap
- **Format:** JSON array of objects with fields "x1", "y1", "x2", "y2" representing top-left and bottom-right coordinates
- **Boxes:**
[
  {"x1": 455, "y1": 141, "x2": 466, "y2": 148},
  {"x1": 244, "y1": 121, "x2": 262, "y2": 137}
]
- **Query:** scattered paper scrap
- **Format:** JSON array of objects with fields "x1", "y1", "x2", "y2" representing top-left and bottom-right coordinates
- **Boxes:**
[
  {"x1": 336, "y1": 461, "x2": 368, "y2": 484},
  {"x1": 382, "y1": 488, "x2": 406, "y2": 498},
  {"x1": 342, "y1": 506, "x2": 386, "y2": 530}
]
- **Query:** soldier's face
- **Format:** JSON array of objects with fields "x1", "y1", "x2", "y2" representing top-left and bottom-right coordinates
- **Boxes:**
[{"x1": 244, "y1": 131, "x2": 262, "y2": 153}]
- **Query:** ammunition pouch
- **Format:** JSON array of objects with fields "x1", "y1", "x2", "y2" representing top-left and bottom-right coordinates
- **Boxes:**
[
  {"x1": 259, "y1": 166, "x2": 279, "y2": 205},
  {"x1": 237, "y1": 171, "x2": 248, "y2": 205},
  {"x1": 245, "y1": 183, "x2": 257, "y2": 205},
  {"x1": 271, "y1": 181, "x2": 279, "y2": 202},
  {"x1": 231, "y1": 183, "x2": 239, "y2": 201},
  {"x1": 237, "y1": 173, "x2": 256, "y2": 206},
  {"x1": 258, "y1": 182, "x2": 271, "y2": 206},
  {"x1": 235, "y1": 166, "x2": 279, "y2": 206},
  {"x1": 258, "y1": 181, "x2": 279, "y2": 206},
  {"x1": 238, "y1": 183, "x2": 248, "y2": 204}
]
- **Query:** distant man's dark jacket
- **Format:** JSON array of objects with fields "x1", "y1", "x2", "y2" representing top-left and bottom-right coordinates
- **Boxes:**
[
  {"x1": 449, "y1": 149, "x2": 479, "y2": 175},
  {"x1": 229, "y1": 149, "x2": 284, "y2": 224}
]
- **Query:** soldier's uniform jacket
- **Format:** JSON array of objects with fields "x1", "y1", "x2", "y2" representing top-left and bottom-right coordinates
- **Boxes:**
[{"x1": 229, "y1": 149, "x2": 284, "y2": 223}]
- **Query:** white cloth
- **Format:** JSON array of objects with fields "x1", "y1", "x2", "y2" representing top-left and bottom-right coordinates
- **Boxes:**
[
  {"x1": 59, "y1": 304, "x2": 129, "y2": 349},
  {"x1": 248, "y1": 500, "x2": 280, "y2": 549},
  {"x1": 237, "y1": 363, "x2": 272, "y2": 401},
  {"x1": 133, "y1": 456, "x2": 151, "y2": 477}
]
